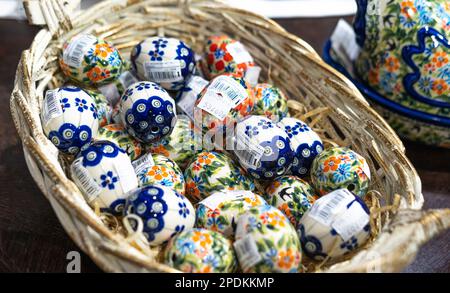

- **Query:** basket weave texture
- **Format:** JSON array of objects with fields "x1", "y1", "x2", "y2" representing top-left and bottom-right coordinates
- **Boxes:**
[{"x1": 11, "y1": 0, "x2": 450, "y2": 273}]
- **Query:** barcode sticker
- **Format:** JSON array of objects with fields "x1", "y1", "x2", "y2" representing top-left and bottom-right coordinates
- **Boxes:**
[
  {"x1": 234, "y1": 133, "x2": 264, "y2": 169},
  {"x1": 200, "y1": 190, "x2": 254, "y2": 210},
  {"x1": 245, "y1": 66, "x2": 261, "y2": 87},
  {"x1": 42, "y1": 89, "x2": 63, "y2": 126},
  {"x1": 118, "y1": 71, "x2": 139, "y2": 89},
  {"x1": 226, "y1": 42, "x2": 253, "y2": 64},
  {"x1": 233, "y1": 234, "x2": 262, "y2": 271},
  {"x1": 208, "y1": 75, "x2": 248, "y2": 107},
  {"x1": 197, "y1": 90, "x2": 233, "y2": 120},
  {"x1": 144, "y1": 60, "x2": 183, "y2": 83},
  {"x1": 308, "y1": 189, "x2": 354, "y2": 226},
  {"x1": 177, "y1": 76, "x2": 209, "y2": 120},
  {"x1": 71, "y1": 158, "x2": 101, "y2": 202},
  {"x1": 331, "y1": 202, "x2": 369, "y2": 241},
  {"x1": 330, "y1": 19, "x2": 360, "y2": 70},
  {"x1": 132, "y1": 153, "x2": 155, "y2": 175},
  {"x1": 99, "y1": 83, "x2": 121, "y2": 107},
  {"x1": 63, "y1": 34, "x2": 97, "y2": 68},
  {"x1": 115, "y1": 164, "x2": 138, "y2": 193}
]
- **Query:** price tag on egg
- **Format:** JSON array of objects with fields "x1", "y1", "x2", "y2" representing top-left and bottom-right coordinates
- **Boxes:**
[
  {"x1": 226, "y1": 42, "x2": 254, "y2": 64},
  {"x1": 144, "y1": 60, "x2": 183, "y2": 83},
  {"x1": 42, "y1": 89, "x2": 63, "y2": 126},
  {"x1": 308, "y1": 188, "x2": 355, "y2": 226},
  {"x1": 71, "y1": 158, "x2": 102, "y2": 203},
  {"x1": 331, "y1": 201, "x2": 369, "y2": 241},
  {"x1": 131, "y1": 152, "x2": 155, "y2": 175},
  {"x1": 234, "y1": 133, "x2": 265, "y2": 169},
  {"x1": 234, "y1": 232, "x2": 262, "y2": 271},
  {"x1": 178, "y1": 76, "x2": 209, "y2": 120},
  {"x1": 63, "y1": 34, "x2": 97, "y2": 68}
]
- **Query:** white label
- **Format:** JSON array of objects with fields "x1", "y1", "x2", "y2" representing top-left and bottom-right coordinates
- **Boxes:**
[
  {"x1": 144, "y1": 60, "x2": 183, "y2": 83},
  {"x1": 99, "y1": 83, "x2": 121, "y2": 107},
  {"x1": 234, "y1": 133, "x2": 265, "y2": 169},
  {"x1": 71, "y1": 158, "x2": 101, "y2": 203},
  {"x1": 63, "y1": 34, "x2": 97, "y2": 68},
  {"x1": 308, "y1": 189, "x2": 355, "y2": 226},
  {"x1": 200, "y1": 190, "x2": 255, "y2": 210},
  {"x1": 331, "y1": 19, "x2": 360, "y2": 70},
  {"x1": 118, "y1": 71, "x2": 139, "y2": 89},
  {"x1": 197, "y1": 90, "x2": 233, "y2": 120},
  {"x1": 245, "y1": 66, "x2": 261, "y2": 87},
  {"x1": 331, "y1": 202, "x2": 369, "y2": 241},
  {"x1": 208, "y1": 75, "x2": 248, "y2": 107},
  {"x1": 132, "y1": 153, "x2": 154, "y2": 175},
  {"x1": 233, "y1": 234, "x2": 262, "y2": 271},
  {"x1": 42, "y1": 90, "x2": 63, "y2": 126},
  {"x1": 226, "y1": 42, "x2": 253, "y2": 64},
  {"x1": 177, "y1": 76, "x2": 209, "y2": 120},
  {"x1": 115, "y1": 164, "x2": 138, "y2": 193}
]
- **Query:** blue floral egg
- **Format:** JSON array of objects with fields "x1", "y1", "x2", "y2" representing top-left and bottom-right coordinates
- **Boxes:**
[
  {"x1": 234, "y1": 115, "x2": 294, "y2": 180},
  {"x1": 70, "y1": 140, "x2": 138, "y2": 214},
  {"x1": 278, "y1": 117, "x2": 323, "y2": 177},
  {"x1": 123, "y1": 185, "x2": 195, "y2": 245},
  {"x1": 130, "y1": 37, "x2": 195, "y2": 91},
  {"x1": 42, "y1": 86, "x2": 99, "y2": 154},
  {"x1": 297, "y1": 188, "x2": 370, "y2": 261},
  {"x1": 119, "y1": 81, "x2": 177, "y2": 143}
]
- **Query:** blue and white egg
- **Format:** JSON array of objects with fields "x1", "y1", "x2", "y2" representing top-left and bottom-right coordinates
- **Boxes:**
[
  {"x1": 277, "y1": 117, "x2": 323, "y2": 177},
  {"x1": 234, "y1": 115, "x2": 294, "y2": 180},
  {"x1": 130, "y1": 37, "x2": 196, "y2": 91},
  {"x1": 42, "y1": 86, "x2": 99, "y2": 154},
  {"x1": 119, "y1": 81, "x2": 177, "y2": 143},
  {"x1": 123, "y1": 185, "x2": 195, "y2": 246},
  {"x1": 70, "y1": 140, "x2": 138, "y2": 214}
]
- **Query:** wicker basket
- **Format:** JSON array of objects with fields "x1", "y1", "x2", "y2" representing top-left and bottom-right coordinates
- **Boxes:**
[{"x1": 12, "y1": 0, "x2": 449, "y2": 273}]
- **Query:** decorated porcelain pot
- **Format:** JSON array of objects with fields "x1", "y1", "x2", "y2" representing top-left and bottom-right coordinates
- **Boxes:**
[
  {"x1": 278, "y1": 117, "x2": 323, "y2": 178},
  {"x1": 253, "y1": 83, "x2": 290, "y2": 122},
  {"x1": 297, "y1": 188, "x2": 371, "y2": 261},
  {"x1": 119, "y1": 81, "x2": 177, "y2": 143},
  {"x1": 123, "y1": 185, "x2": 195, "y2": 245},
  {"x1": 164, "y1": 228, "x2": 237, "y2": 273},
  {"x1": 196, "y1": 190, "x2": 269, "y2": 238},
  {"x1": 234, "y1": 205, "x2": 302, "y2": 273},
  {"x1": 130, "y1": 37, "x2": 195, "y2": 91},
  {"x1": 60, "y1": 34, "x2": 123, "y2": 86},
  {"x1": 134, "y1": 153, "x2": 185, "y2": 196},
  {"x1": 70, "y1": 140, "x2": 138, "y2": 214},
  {"x1": 353, "y1": 0, "x2": 450, "y2": 147},
  {"x1": 184, "y1": 151, "x2": 255, "y2": 204},
  {"x1": 146, "y1": 116, "x2": 199, "y2": 170},
  {"x1": 97, "y1": 124, "x2": 143, "y2": 161},
  {"x1": 233, "y1": 115, "x2": 294, "y2": 180},
  {"x1": 42, "y1": 86, "x2": 99, "y2": 154},
  {"x1": 265, "y1": 175, "x2": 319, "y2": 227},
  {"x1": 193, "y1": 73, "x2": 255, "y2": 134},
  {"x1": 310, "y1": 147, "x2": 371, "y2": 198}
]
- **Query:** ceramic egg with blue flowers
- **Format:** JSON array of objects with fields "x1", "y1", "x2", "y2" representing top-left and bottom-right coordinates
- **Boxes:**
[
  {"x1": 310, "y1": 146, "x2": 371, "y2": 198},
  {"x1": 119, "y1": 81, "x2": 177, "y2": 143},
  {"x1": 70, "y1": 140, "x2": 138, "y2": 214},
  {"x1": 196, "y1": 190, "x2": 269, "y2": 238},
  {"x1": 60, "y1": 34, "x2": 123, "y2": 86},
  {"x1": 42, "y1": 86, "x2": 99, "y2": 155},
  {"x1": 253, "y1": 83, "x2": 290, "y2": 122},
  {"x1": 135, "y1": 153, "x2": 185, "y2": 196},
  {"x1": 98, "y1": 124, "x2": 143, "y2": 161},
  {"x1": 164, "y1": 228, "x2": 237, "y2": 273},
  {"x1": 297, "y1": 188, "x2": 371, "y2": 261},
  {"x1": 130, "y1": 37, "x2": 195, "y2": 91},
  {"x1": 234, "y1": 204, "x2": 302, "y2": 273},
  {"x1": 184, "y1": 151, "x2": 255, "y2": 204},
  {"x1": 265, "y1": 175, "x2": 319, "y2": 227},
  {"x1": 233, "y1": 115, "x2": 294, "y2": 180},
  {"x1": 278, "y1": 117, "x2": 323, "y2": 178},
  {"x1": 123, "y1": 185, "x2": 195, "y2": 245}
]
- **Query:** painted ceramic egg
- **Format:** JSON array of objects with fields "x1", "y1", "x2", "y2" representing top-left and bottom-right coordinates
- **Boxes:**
[
  {"x1": 265, "y1": 175, "x2": 319, "y2": 227},
  {"x1": 60, "y1": 34, "x2": 123, "y2": 86},
  {"x1": 146, "y1": 116, "x2": 199, "y2": 170},
  {"x1": 184, "y1": 151, "x2": 255, "y2": 204},
  {"x1": 204, "y1": 35, "x2": 255, "y2": 79},
  {"x1": 196, "y1": 190, "x2": 268, "y2": 238},
  {"x1": 130, "y1": 37, "x2": 195, "y2": 91},
  {"x1": 123, "y1": 185, "x2": 195, "y2": 245},
  {"x1": 193, "y1": 73, "x2": 255, "y2": 134},
  {"x1": 278, "y1": 117, "x2": 323, "y2": 177},
  {"x1": 310, "y1": 147, "x2": 371, "y2": 198},
  {"x1": 70, "y1": 140, "x2": 138, "y2": 214},
  {"x1": 175, "y1": 75, "x2": 209, "y2": 119},
  {"x1": 97, "y1": 70, "x2": 139, "y2": 107},
  {"x1": 234, "y1": 205, "x2": 302, "y2": 273},
  {"x1": 297, "y1": 188, "x2": 371, "y2": 260},
  {"x1": 164, "y1": 228, "x2": 237, "y2": 273},
  {"x1": 233, "y1": 115, "x2": 294, "y2": 180},
  {"x1": 97, "y1": 124, "x2": 143, "y2": 160},
  {"x1": 42, "y1": 86, "x2": 99, "y2": 154},
  {"x1": 134, "y1": 153, "x2": 185, "y2": 196},
  {"x1": 253, "y1": 83, "x2": 289, "y2": 122},
  {"x1": 119, "y1": 81, "x2": 177, "y2": 143},
  {"x1": 85, "y1": 89, "x2": 113, "y2": 128}
]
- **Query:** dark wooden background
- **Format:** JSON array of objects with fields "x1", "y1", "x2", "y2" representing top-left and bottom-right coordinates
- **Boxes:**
[{"x1": 0, "y1": 16, "x2": 448, "y2": 273}]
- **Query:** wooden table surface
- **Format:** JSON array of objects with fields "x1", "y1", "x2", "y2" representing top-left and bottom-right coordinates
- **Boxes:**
[{"x1": 0, "y1": 16, "x2": 448, "y2": 273}]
